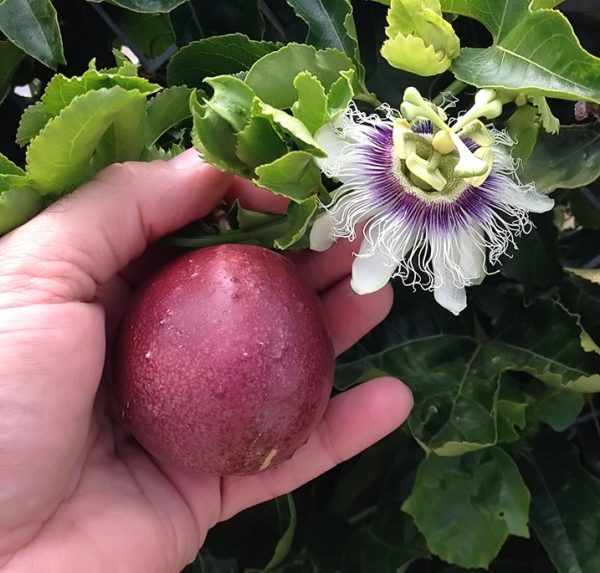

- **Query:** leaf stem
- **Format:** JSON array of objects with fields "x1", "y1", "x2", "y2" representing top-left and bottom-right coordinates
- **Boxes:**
[
  {"x1": 167, "y1": 217, "x2": 289, "y2": 248},
  {"x1": 432, "y1": 79, "x2": 468, "y2": 106}
]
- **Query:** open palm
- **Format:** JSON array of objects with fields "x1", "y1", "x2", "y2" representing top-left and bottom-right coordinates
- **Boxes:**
[{"x1": 0, "y1": 153, "x2": 412, "y2": 573}]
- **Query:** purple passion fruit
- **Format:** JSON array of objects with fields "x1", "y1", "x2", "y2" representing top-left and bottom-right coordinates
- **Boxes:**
[{"x1": 114, "y1": 244, "x2": 334, "y2": 475}]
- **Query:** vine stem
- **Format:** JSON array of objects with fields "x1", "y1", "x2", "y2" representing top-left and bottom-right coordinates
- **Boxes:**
[
  {"x1": 167, "y1": 218, "x2": 289, "y2": 248},
  {"x1": 432, "y1": 79, "x2": 468, "y2": 106}
]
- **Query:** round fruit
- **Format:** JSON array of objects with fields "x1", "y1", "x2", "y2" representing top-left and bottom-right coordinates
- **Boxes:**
[{"x1": 114, "y1": 244, "x2": 334, "y2": 475}]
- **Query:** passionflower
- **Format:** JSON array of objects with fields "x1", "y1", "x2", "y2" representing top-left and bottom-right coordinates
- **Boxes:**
[{"x1": 310, "y1": 88, "x2": 554, "y2": 315}]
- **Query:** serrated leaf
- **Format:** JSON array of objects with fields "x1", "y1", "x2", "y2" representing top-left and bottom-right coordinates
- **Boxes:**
[
  {"x1": 291, "y1": 72, "x2": 328, "y2": 134},
  {"x1": 236, "y1": 117, "x2": 288, "y2": 169},
  {"x1": 190, "y1": 89, "x2": 250, "y2": 177},
  {"x1": 274, "y1": 196, "x2": 318, "y2": 249},
  {"x1": 521, "y1": 124, "x2": 600, "y2": 193},
  {"x1": 16, "y1": 101, "x2": 51, "y2": 146},
  {"x1": 0, "y1": 186, "x2": 44, "y2": 235},
  {"x1": 285, "y1": 0, "x2": 366, "y2": 85},
  {"x1": 566, "y1": 268, "x2": 600, "y2": 286},
  {"x1": 26, "y1": 87, "x2": 147, "y2": 195},
  {"x1": 531, "y1": 96, "x2": 560, "y2": 134},
  {"x1": 336, "y1": 290, "x2": 600, "y2": 456},
  {"x1": 166, "y1": 34, "x2": 278, "y2": 88},
  {"x1": 441, "y1": 0, "x2": 600, "y2": 102},
  {"x1": 145, "y1": 86, "x2": 193, "y2": 146},
  {"x1": 254, "y1": 151, "x2": 323, "y2": 202},
  {"x1": 518, "y1": 434, "x2": 600, "y2": 573},
  {"x1": 205, "y1": 495, "x2": 296, "y2": 570},
  {"x1": 0, "y1": 152, "x2": 25, "y2": 176},
  {"x1": 530, "y1": 0, "x2": 563, "y2": 8},
  {"x1": 0, "y1": 0, "x2": 65, "y2": 69},
  {"x1": 403, "y1": 447, "x2": 530, "y2": 569},
  {"x1": 41, "y1": 68, "x2": 160, "y2": 117},
  {"x1": 100, "y1": 0, "x2": 186, "y2": 13},
  {"x1": 205, "y1": 76, "x2": 254, "y2": 132},
  {"x1": 245, "y1": 44, "x2": 357, "y2": 109},
  {"x1": 0, "y1": 40, "x2": 25, "y2": 106},
  {"x1": 252, "y1": 99, "x2": 325, "y2": 157}
]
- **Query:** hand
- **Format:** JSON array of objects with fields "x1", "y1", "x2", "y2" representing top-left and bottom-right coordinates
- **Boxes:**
[{"x1": 0, "y1": 150, "x2": 412, "y2": 573}]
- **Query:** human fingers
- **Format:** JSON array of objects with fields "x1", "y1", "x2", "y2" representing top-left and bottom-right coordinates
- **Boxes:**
[
  {"x1": 320, "y1": 278, "x2": 393, "y2": 356},
  {"x1": 0, "y1": 150, "x2": 233, "y2": 307},
  {"x1": 225, "y1": 178, "x2": 289, "y2": 214},
  {"x1": 218, "y1": 377, "x2": 412, "y2": 521}
]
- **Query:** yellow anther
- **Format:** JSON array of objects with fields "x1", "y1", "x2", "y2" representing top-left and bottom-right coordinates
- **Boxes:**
[{"x1": 432, "y1": 130, "x2": 455, "y2": 155}]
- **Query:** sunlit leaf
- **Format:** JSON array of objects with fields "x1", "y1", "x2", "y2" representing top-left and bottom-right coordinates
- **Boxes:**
[
  {"x1": 16, "y1": 101, "x2": 51, "y2": 146},
  {"x1": 274, "y1": 196, "x2": 318, "y2": 249},
  {"x1": 245, "y1": 44, "x2": 357, "y2": 109},
  {"x1": 0, "y1": 186, "x2": 44, "y2": 235},
  {"x1": 0, "y1": 0, "x2": 65, "y2": 69},
  {"x1": 441, "y1": 0, "x2": 600, "y2": 102},
  {"x1": 27, "y1": 87, "x2": 147, "y2": 195},
  {"x1": 403, "y1": 447, "x2": 530, "y2": 569}
]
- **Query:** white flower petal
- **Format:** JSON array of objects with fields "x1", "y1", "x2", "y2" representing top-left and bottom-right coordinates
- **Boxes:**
[
  {"x1": 432, "y1": 250, "x2": 467, "y2": 315},
  {"x1": 458, "y1": 227, "x2": 485, "y2": 285},
  {"x1": 351, "y1": 238, "x2": 396, "y2": 295},
  {"x1": 503, "y1": 185, "x2": 554, "y2": 213},
  {"x1": 314, "y1": 123, "x2": 347, "y2": 175},
  {"x1": 309, "y1": 213, "x2": 336, "y2": 252}
]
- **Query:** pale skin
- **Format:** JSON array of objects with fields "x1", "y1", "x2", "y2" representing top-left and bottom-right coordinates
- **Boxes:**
[{"x1": 0, "y1": 150, "x2": 413, "y2": 573}]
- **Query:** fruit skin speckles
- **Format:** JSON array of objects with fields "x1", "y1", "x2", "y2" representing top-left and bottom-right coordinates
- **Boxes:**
[{"x1": 114, "y1": 244, "x2": 335, "y2": 475}]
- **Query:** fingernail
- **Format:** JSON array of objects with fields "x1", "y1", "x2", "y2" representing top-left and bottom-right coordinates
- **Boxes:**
[{"x1": 168, "y1": 148, "x2": 204, "y2": 170}]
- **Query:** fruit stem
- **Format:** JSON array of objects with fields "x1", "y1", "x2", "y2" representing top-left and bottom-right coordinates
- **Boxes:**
[{"x1": 167, "y1": 217, "x2": 290, "y2": 248}]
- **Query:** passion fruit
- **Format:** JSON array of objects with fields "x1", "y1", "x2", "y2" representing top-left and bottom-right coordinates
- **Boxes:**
[{"x1": 114, "y1": 244, "x2": 334, "y2": 475}]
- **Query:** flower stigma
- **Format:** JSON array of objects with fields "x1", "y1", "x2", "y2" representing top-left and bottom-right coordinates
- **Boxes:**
[{"x1": 309, "y1": 87, "x2": 554, "y2": 315}]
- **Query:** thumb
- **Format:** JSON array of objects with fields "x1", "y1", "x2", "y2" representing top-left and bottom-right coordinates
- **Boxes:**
[{"x1": 0, "y1": 151, "x2": 233, "y2": 307}]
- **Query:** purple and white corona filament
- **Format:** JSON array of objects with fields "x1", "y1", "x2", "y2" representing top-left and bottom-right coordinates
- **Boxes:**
[{"x1": 310, "y1": 88, "x2": 554, "y2": 315}]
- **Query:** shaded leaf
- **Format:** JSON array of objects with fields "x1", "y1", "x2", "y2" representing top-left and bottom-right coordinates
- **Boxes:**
[
  {"x1": 274, "y1": 196, "x2": 317, "y2": 249},
  {"x1": 505, "y1": 104, "x2": 540, "y2": 161},
  {"x1": 442, "y1": 0, "x2": 600, "y2": 102},
  {"x1": 205, "y1": 495, "x2": 296, "y2": 571},
  {"x1": 521, "y1": 124, "x2": 600, "y2": 194},
  {"x1": 526, "y1": 383, "x2": 584, "y2": 431},
  {"x1": 518, "y1": 434, "x2": 600, "y2": 573},
  {"x1": 0, "y1": 0, "x2": 65, "y2": 69},
  {"x1": 100, "y1": 0, "x2": 186, "y2": 13},
  {"x1": 0, "y1": 152, "x2": 25, "y2": 176},
  {"x1": 186, "y1": 0, "x2": 264, "y2": 39},
  {"x1": 166, "y1": 34, "x2": 279, "y2": 88},
  {"x1": 26, "y1": 87, "x2": 147, "y2": 195},
  {"x1": 0, "y1": 40, "x2": 25, "y2": 106},
  {"x1": 145, "y1": 86, "x2": 193, "y2": 146},
  {"x1": 117, "y1": 11, "x2": 175, "y2": 56},
  {"x1": 403, "y1": 447, "x2": 530, "y2": 569}
]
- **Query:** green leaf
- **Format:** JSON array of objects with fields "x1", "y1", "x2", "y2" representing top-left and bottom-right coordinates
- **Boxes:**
[
  {"x1": 495, "y1": 377, "x2": 528, "y2": 444},
  {"x1": 0, "y1": 0, "x2": 64, "y2": 69},
  {"x1": 505, "y1": 104, "x2": 540, "y2": 161},
  {"x1": 441, "y1": 0, "x2": 600, "y2": 102},
  {"x1": 251, "y1": 99, "x2": 325, "y2": 157},
  {"x1": 336, "y1": 290, "x2": 600, "y2": 456},
  {"x1": 0, "y1": 40, "x2": 25, "y2": 105},
  {"x1": 342, "y1": 507, "x2": 429, "y2": 573},
  {"x1": 145, "y1": 86, "x2": 193, "y2": 146},
  {"x1": 100, "y1": 0, "x2": 186, "y2": 13},
  {"x1": 518, "y1": 434, "x2": 600, "y2": 573},
  {"x1": 166, "y1": 34, "x2": 279, "y2": 88},
  {"x1": 190, "y1": 89, "x2": 250, "y2": 177},
  {"x1": 520, "y1": 124, "x2": 600, "y2": 194},
  {"x1": 205, "y1": 495, "x2": 296, "y2": 570},
  {"x1": 16, "y1": 101, "x2": 51, "y2": 146},
  {"x1": 285, "y1": 0, "x2": 366, "y2": 84},
  {"x1": 254, "y1": 151, "x2": 323, "y2": 202},
  {"x1": 274, "y1": 196, "x2": 318, "y2": 249},
  {"x1": 184, "y1": 0, "x2": 265, "y2": 39},
  {"x1": 236, "y1": 117, "x2": 288, "y2": 169},
  {"x1": 40, "y1": 68, "x2": 160, "y2": 117},
  {"x1": 531, "y1": 96, "x2": 560, "y2": 134},
  {"x1": 116, "y1": 11, "x2": 175, "y2": 56},
  {"x1": 526, "y1": 384, "x2": 583, "y2": 431},
  {"x1": 245, "y1": 44, "x2": 357, "y2": 109},
  {"x1": 0, "y1": 152, "x2": 25, "y2": 176},
  {"x1": 403, "y1": 447, "x2": 530, "y2": 569},
  {"x1": 529, "y1": 0, "x2": 563, "y2": 8},
  {"x1": 26, "y1": 87, "x2": 147, "y2": 196},
  {"x1": 205, "y1": 76, "x2": 255, "y2": 132},
  {"x1": 0, "y1": 186, "x2": 44, "y2": 235}
]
